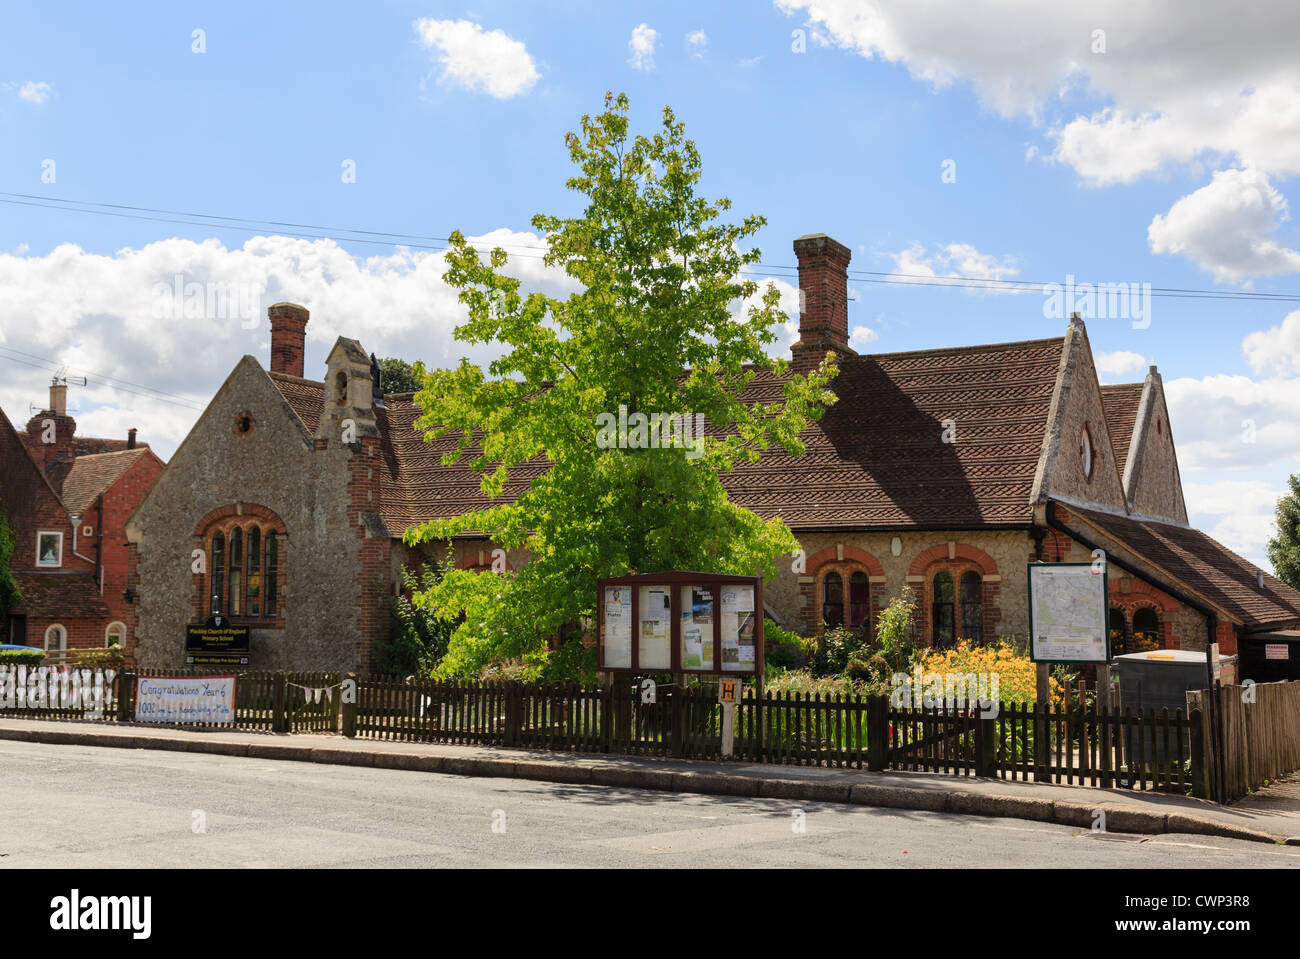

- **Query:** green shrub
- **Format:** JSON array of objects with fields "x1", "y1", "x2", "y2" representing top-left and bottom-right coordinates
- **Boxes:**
[
  {"x1": 874, "y1": 587, "x2": 919, "y2": 674},
  {"x1": 0, "y1": 648, "x2": 44, "y2": 667},
  {"x1": 0, "y1": 509, "x2": 20, "y2": 619},
  {"x1": 66, "y1": 649, "x2": 125, "y2": 668},
  {"x1": 811, "y1": 624, "x2": 870, "y2": 677},
  {"x1": 380, "y1": 560, "x2": 458, "y2": 676},
  {"x1": 767, "y1": 642, "x2": 810, "y2": 670}
]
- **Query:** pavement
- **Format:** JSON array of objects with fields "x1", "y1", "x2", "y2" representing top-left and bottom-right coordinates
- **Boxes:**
[{"x1": 3, "y1": 716, "x2": 1299, "y2": 846}]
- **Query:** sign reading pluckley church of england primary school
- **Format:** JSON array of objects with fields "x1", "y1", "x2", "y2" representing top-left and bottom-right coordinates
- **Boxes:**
[{"x1": 185, "y1": 612, "x2": 251, "y2": 667}]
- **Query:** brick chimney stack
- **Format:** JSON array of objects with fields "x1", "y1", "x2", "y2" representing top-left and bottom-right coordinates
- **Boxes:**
[
  {"x1": 127, "y1": 428, "x2": 137, "y2": 450},
  {"x1": 25, "y1": 380, "x2": 77, "y2": 473},
  {"x1": 790, "y1": 234, "x2": 854, "y2": 373},
  {"x1": 268, "y1": 302, "x2": 309, "y2": 378}
]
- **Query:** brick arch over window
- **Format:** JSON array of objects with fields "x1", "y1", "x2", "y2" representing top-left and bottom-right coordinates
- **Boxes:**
[
  {"x1": 907, "y1": 543, "x2": 999, "y2": 579},
  {"x1": 909, "y1": 544, "x2": 1001, "y2": 648},
  {"x1": 194, "y1": 504, "x2": 288, "y2": 627},
  {"x1": 1108, "y1": 575, "x2": 1181, "y2": 650},
  {"x1": 456, "y1": 549, "x2": 514, "y2": 573},
  {"x1": 805, "y1": 546, "x2": 885, "y2": 635}
]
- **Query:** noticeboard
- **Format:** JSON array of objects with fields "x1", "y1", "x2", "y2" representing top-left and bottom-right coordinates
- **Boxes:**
[
  {"x1": 185, "y1": 620, "x2": 251, "y2": 667},
  {"x1": 597, "y1": 571, "x2": 763, "y2": 675},
  {"x1": 1027, "y1": 562, "x2": 1109, "y2": 664}
]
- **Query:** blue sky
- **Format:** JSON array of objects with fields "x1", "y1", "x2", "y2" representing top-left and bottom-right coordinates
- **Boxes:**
[{"x1": 3, "y1": 1, "x2": 1300, "y2": 567}]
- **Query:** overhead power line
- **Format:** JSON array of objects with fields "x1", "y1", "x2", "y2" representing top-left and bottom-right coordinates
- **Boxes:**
[
  {"x1": 0, "y1": 344, "x2": 207, "y2": 411},
  {"x1": 4, "y1": 190, "x2": 1300, "y2": 303}
]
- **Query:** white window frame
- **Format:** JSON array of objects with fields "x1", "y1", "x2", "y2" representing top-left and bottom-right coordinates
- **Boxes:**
[
  {"x1": 36, "y1": 530, "x2": 63, "y2": 567},
  {"x1": 44, "y1": 624, "x2": 67, "y2": 652},
  {"x1": 106, "y1": 621, "x2": 126, "y2": 648}
]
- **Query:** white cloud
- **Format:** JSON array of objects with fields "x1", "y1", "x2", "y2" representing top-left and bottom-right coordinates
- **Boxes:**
[
  {"x1": 1148, "y1": 168, "x2": 1300, "y2": 282},
  {"x1": 889, "y1": 242, "x2": 1020, "y2": 290},
  {"x1": 628, "y1": 23, "x2": 658, "y2": 71},
  {"x1": 1183, "y1": 479, "x2": 1283, "y2": 569},
  {"x1": 0, "y1": 231, "x2": 576, "y2": 459},
  {"x1": 17, "y1": 81, "x2": 51, "y2": 104},
  {"x1": 413, "y1": 19, "x2": 540, "y2": 98},
  {"x1": 686, "y1": 29, "x2": 708, "y2": 56},
  {"x1": 1243, "y1": 310, "x2": 1300, "y2": 376},
  {"x1": 1095, "y1": 350, "x2": 1147, "y2": 380},
  {"x1": 776, "y1": 1, "x2": 1300, "y2": 280},
  {"x1": 1163, "y1": 374, "x2": 1300, "y2": 472},
  {"x1": 850, "y1": 325, "x2": 879, "y2": 350},
  {"x1": 775, "y1": 1, "x2": 1300, "y2": 177}
]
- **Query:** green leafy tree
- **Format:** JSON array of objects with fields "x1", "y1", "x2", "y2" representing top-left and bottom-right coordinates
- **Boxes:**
[
  {"x1": 378, "y1": 559, "x2": 458, "y2": 676},
  {"x1": 1267, "y1": 474, "x2": 1300, "y2": 590},
  {"x1": 404, "y1": 93, "x2": 839, "y2": 679},
  {"x1": 0, "y1": 509, "x2": 20, "y2": 620},
  {"x1": 377, "y1": 357, "x2": 424, "y2": 395}
]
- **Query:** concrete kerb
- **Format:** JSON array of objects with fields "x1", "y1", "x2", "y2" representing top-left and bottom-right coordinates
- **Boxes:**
[{"x1": 1, "y1": 723, "x2": 1294, "y2": 845}]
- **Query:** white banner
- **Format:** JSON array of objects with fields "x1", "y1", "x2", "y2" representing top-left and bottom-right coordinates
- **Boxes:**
[{"x1": 134, "y1": 675, "x2": 236, "y2": 724}]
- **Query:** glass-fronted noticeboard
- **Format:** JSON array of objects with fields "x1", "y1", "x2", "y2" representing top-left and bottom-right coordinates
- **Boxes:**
[{"x1": 597, "y1": 571, "x2": 763, "y2": 675}]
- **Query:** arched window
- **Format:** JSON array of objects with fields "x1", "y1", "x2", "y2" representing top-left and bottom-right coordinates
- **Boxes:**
[
  {"x1": 960, "y1": 571, "x2": 983, "y2": 644},
  {"x1": 823, "y1": 572, "x2": 844, "y2": 627},
  {"x1": 1133, "y1": 608, "x2": 1160, "y2": 651},
  {"x1": 265, "y1": 532, "x2": 278, "y2": 616},
  {"x1": 106, "y1": 622, "x2": 126, "y2": 648},
  {"x1": 44, "y1": 624, "x2": 67, "y2": 652},
  {"x1": 198, "y1": 507, "x2": 287, "y2": 625},
  {"x1": 848, "y1": 571, "x2": 870, "y2": 630},
  {"x1": 247, "y1": 526, "x2": 262, "y2": 617},
  {"x1": 334, "y1": 371, "x2": 348, "y2": 405},
  {"x1": 932, "y1": 572, "x2": 955, "y2": 649},
  {"x1": 228, "y1": 527, "x2": 243, "y2": 616},
  {"x1": 1108, "y1": 608, "x2": 1127, "y2": 657},
  {"x1": 211, "y1": 531, "x2": 225, "y2": 614}
]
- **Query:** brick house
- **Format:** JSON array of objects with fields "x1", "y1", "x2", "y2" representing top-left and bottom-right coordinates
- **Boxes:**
[
  {"x1": 124, "y1": 236, "x2": 1300, "y2": 672},
  {"x1": 1, "y1": 386, "x2": 163, "y2": 652}
]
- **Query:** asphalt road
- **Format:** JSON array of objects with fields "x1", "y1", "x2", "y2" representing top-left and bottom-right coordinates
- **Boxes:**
[{"x1": 1, "y1": 740, "x2": 1297, "y2": 868}]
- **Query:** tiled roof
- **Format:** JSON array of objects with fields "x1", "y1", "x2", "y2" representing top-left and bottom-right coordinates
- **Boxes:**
[
  {"x1": 268, "y1": 371, "x2": 325, "y2": 432},
  {"x1": 1057, "y1": 502, "x2": 1300, "y2": 629},
  {"x1": 267, "y1": 335, "x2": 1065, "y2": 535},
  {"x1": 18, "y1": 434, "x2": 149, "y2": 458},
  {"x1": 1100, "y1": 384, "x2": 1143, "y2": 477},
  {"x1": 10, "y1": 570, "x2": 110, "y2": 619},
  {"x1": 721, "y1": 338, "x2": 1066, "y2": 529},
  {"x1": 57, "y1": 448, "x2": 152, "y2": 514}
]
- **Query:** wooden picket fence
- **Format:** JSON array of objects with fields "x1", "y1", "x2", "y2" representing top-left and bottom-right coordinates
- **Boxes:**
[
  {"x1": 9, "y1": 666, "x2": 1300, "y2": 801},
  {"x1": 347, "y1": 677, "x2": 1196, "y2": 790},
  {"x1": 1190, "y1": 680, "x2": 1300, "y2": 802}
]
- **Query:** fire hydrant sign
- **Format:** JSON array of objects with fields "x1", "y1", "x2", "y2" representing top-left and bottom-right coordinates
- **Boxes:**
[{"x1": 135, "y1": 675, "x2": 236, "y2": 724}]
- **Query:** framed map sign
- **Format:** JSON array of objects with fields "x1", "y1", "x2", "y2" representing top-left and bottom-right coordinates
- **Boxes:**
[{"x1": 1027, "y1": 562, "x2": 1109, "y2": 664}]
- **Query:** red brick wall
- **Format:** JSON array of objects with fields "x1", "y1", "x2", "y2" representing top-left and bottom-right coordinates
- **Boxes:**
[
  {"x1": 347, "y1": 435, "x2": 390, "y2": 676},
  {"x1": 97, "y1": 453, "x2": 164, "y2": 635}
]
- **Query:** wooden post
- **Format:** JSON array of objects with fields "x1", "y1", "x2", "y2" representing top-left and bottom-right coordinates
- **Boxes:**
[
  {"x1": 671, "y1": 686, "x2": 686, "y2": 759},
  {"x1": 976, "y1": 709, "x2": 996, "y2": 778},
  {"x1": 721, "y1": 700, "x2": 736, "y2": 759},
  {"x1": 1034, "y1": 662, "x2": 1050, "y2": 782},
  {"x1": 117, "y1": 670, "x2": 135, "y2": 722},
  {"x1": 341, "y1": 672, "x2": 357, "y2": 738},
  {"x1": 272, "y1": 670, "x2": 287, "y2": 733},
  {"x1": 866, "y1": 694, "x2": 887, "y2": 771}
]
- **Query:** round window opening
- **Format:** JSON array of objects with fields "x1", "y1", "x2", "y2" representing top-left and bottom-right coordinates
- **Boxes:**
[{"x1": 1081, "y1": 424, "x2": 1094, "y2": 480}]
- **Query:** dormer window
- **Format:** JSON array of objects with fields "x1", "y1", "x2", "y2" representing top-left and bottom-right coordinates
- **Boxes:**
[{"x1": 1080, "y1": 424, "x2": 1095, "y2": 481}]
